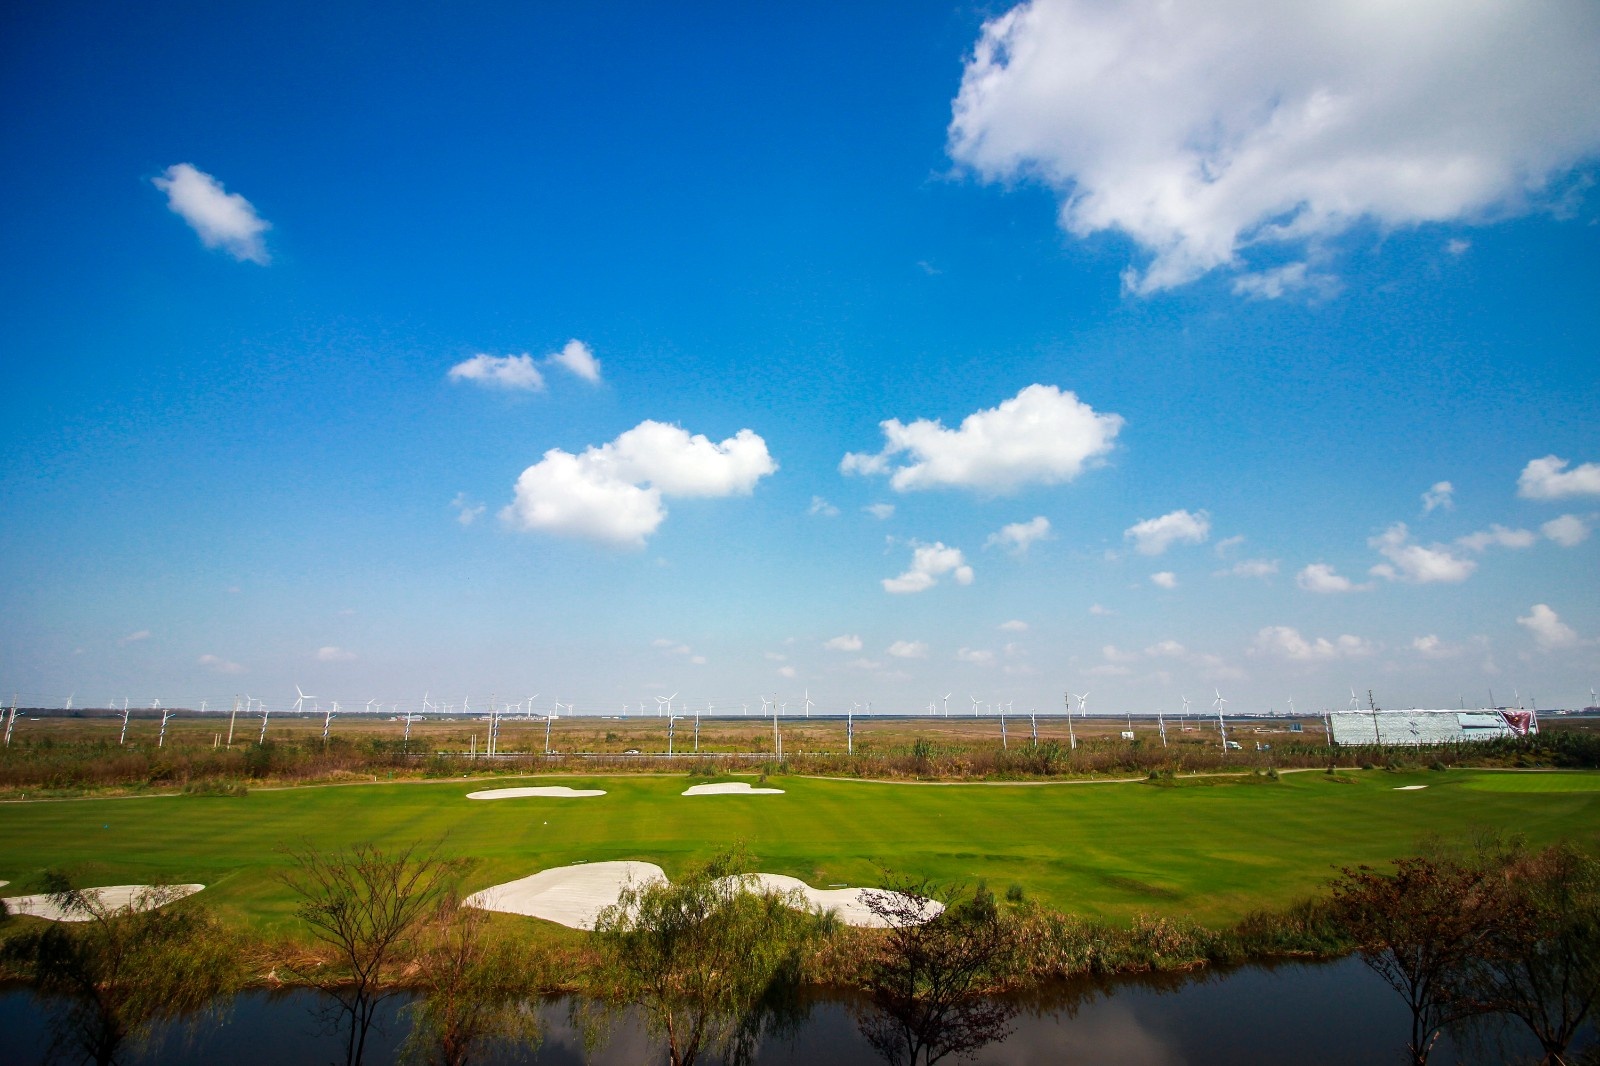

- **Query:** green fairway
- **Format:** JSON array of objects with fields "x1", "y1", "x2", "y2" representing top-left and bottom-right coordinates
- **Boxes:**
[{"x1": 2, "y1": 768, "x2": 1597, "y2": 935}]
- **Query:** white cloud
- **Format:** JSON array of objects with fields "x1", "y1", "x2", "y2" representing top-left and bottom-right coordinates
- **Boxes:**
[
  {"x1": 863, "y1": 503, "x2": 896, "y2": 520},
  {"x1": 986, "y1": 516, "x2": 1052, "y2": 555},
  {"x1": 501, "y1": 420, "x2": 777, "y2": 548},
  {"x1": 1455, "y1": 524, "x2": 1537, "y2": 552},
  {"x1": 948, "y1": 1, "x2": 1600, "y2": 294},
  {"x1": 999, "y1": 619, "x2": 1029, "y2": 632},
  {"x1": 549, "y1": 339, "x2": 602, "y2": 383},
  {"x1": 151, "y1": 163, "x2": 270, "y2": 264},
  {"x1": 1296, "y1": 563, "x2": 1364, "y2": 593},
  {"x1": 1446, "y1": 238, "x2": 1472, "y2": 256},
  {"x1": 689, "y1": 655, "x2": 707, "y2": 666},
  {"x1": 197, "y1": 653, "x2": 244, "y2": 675},
  {"x1": 1252, "y1": 626, "x2": 1373, "y2": 662},
  {"x1": 956, "y1": 647, "x2": 995, "y2": 665},
  {"x1": 842, "y1": 384, "x2": 1122, "y2": 494},
  {"x1": 1102, "y1": 644, "x2": 1138, "y2": 664},
  {"x1": 1214, "y1": 534, "x2": 1246, "y2": 558},
  {"x1": 888, "y1": 640, "x2": 929, "y2": 659},
  {"x1": 1542, "y1": 514, "x2": 1592, "y2": 547},
  {"x1": 654, "y1": 639, "x2": 693, "y2": 656},
  {"x1": 1088, "y1": 603, "x2": 1111, "y2": 616},
  {"x1": 315, "y1": 646, "x2": 357, "y2": 662},
  {"x1": 1125, "y1": 509, "x2": 1210, "y2": 555},
  {"x1": 1518, "y1": 455, "x2": 1600, "y2": 500},
  {"x1": 882, "y1": 542, "x2": 974, "y2": 594},
  {"x1": 809, "y1": 496, "x2": 840, "y2": 517},
  {"x1": 1410, "y1": 635, "x2": 1460, "y2": 659},
  {"x1": 824, "y1": 634, "x2": 863, "y2": 652},
  {"x1": 1150, "y1": 571, "x2": 1177, "y2": 589},
  {"x1": 1231, "y1": 262, "x2": 1338, "y2": 302},
  {"x1": 777, "y1": 665, "x2": 797, "y2": 679},
  {"x1": 450, "y1": 492, "x2": 486, "y2": 526},
  {"x1": 117, "y1": 629, "x2": 152, "y2": 646},
  {"x1": 1517, "y1": 604, "x2": 1580, "y2": 650},
  {"x1": 1368, "y1": 523, "x2": 1476, "y2": 583},
  {"x1": 1422, "y1": 481, "x2": 1455, "y2": 513},
  {"x1": 448, "y1": 354, "x2": 546, "y2": 391},
  {"x1": 1145, "y1": 640, "x2": 1186, "y2": 658},
  {"x1": 1216, "y1": 558, "x2": 1279, "y2": 579},
  {"x1": 1089, "y1": 663, "x2": 1132, "y2": 677}
]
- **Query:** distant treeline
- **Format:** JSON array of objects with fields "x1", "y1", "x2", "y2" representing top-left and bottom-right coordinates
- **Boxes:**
[{"x1": 0, "y1": 727, "x2": 1596, "y2": 796}]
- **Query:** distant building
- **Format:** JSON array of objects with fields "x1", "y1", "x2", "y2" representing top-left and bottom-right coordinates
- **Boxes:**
[{"x1": 1328, "y1": 709, "x2": 1535, "y2": 746}]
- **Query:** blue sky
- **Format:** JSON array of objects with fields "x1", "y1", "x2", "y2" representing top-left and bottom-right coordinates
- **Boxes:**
[{"x1": 2, "y1": 0, "x2": 1598, "y2": 716}]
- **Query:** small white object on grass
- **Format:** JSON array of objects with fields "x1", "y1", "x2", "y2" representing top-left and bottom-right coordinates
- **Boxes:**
[{"x1": 1394, "y1": 785, "x2": 1429, "y2": 790}]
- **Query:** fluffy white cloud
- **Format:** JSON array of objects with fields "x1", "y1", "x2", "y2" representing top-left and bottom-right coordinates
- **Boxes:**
[
  {"x1": 948, "y1": 1, "x2": 1600, "y2": 294},
  {"x1": 197, "y1": 653, "x2": 244, "y2": 674},
  {"x1": 809, "y1": 496, "x2": 840, "y2": 517},
  {"x1": 842, "y1": 384, "x2": 1122, "y2": 494},
  {"x1": 1253, "y1": 626, "x2": 1373, "y2": 662},
  {"x1": 501, "y1": 420, "x2": 776, "y2": 548},
  {"x1": 1296, "y1": 563, "x2": 1363, "y2": 593},
  {"x1": 999, "y1": 619, "x2": 1029, "y2": 632},
  {"x1": 1542, "y1": 514, "x2": 1592, "y2": 547},
  {"x1": 1216, "y1": 558, "x2": 1279, "y2": 579},
  {"x1": 1145, "y1": 639, "x2": 1186, "y2": 658},
  {"x1": 448, "y1": 354, "x2": 546, "y2": 391},
  {"x1": 1411, "y1": 635, "x2": 1460, "y2": 659},
  {"x1": 1422, "y1": 481, "x2": 1455, "y2": 513},
  {"x1": 777, "y1": 665, "x2": 797, "y2": 679},
  {"x1": 1368, "y1": 523, "x2": 1476, "y2": 584},
  {"x1": 1519, "y1": 456, "x2": 1600, "y2": 500},
  {"x1": 986, "y1": 516, "x2": 1052, "y2": 555},
  {"x1": 824, "y1": 634, "x2": 863, "y2": 652},
  {"x1": 882, "y1": 542, "x2": 974, "y2": 594},
  {"x1": 117, "y1": 629, "x2": 152, "y2": 646},
  {"x1": 1088, "y1": 603, "x2": 1111, "y2": 616},
  {"x1": 1456, "y1": 524, "x2": 1537, "y2": 552},
  {"x1": 316, "y1": 646, "x2": 357, "y2": 662},
  {"x1": 1125, "y1": 510, "x2": 1210, "y2": 555},
  {"x1": 863, "y1": 503, "x2": 896, "y2": 520},
  {"x1": 151, "y1": 163, "x2": 270, "y2": 263},
  {"x1": 956, "y1": 647, "x2": 995, "y2": 665},
  {"x1": 888, "y1": 640, "x2": 929, "y2": 659},
  {"x1": 549, "y1": 339, "x2": 602, "y2": 383},
  {"x1": 1517, "y1": 604, "x2": 1580, "y2": 650},
  {"x1": 1150, "y1": 571, "x2": 1178, "y2": 589}
]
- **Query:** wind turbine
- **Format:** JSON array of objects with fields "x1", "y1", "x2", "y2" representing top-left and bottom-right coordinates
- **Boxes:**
[
  {"x1": 942, "y1": 693, "x2": 951, "y2": 717},
  {"x1": 1213, "y1": 689, "x2": 1229, "y2": 754},
  {"x1": 64, "y1": 693, "x2": 73, "y2": 712},
  {"x1": 1181, "y1": 694, "x2": 1191, "y2": 731},
  {"x1": 999, "y1": 705, "x2": 1008, "y2": 750},
  {"x1": 803, "y1": 690, "x2": 814, "y2": 718},
  {"x1": 970, "y1": 694, "x2": 981, "y2": 718},
  {"x1": 294, "y1": 685, "x2": 315, "y2": 715}
]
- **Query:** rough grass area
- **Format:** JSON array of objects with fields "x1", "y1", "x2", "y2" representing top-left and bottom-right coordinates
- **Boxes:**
[{"x1": 2, "y1": 768, "x2": 1596, "y2": 942}]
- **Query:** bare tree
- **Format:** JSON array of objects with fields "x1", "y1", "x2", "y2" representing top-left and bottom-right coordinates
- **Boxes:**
[
  {"x1": 1330, "y1": 856, "x2": 1497, "y2": 1065},
  {"x1": 589, "y1": 848, "x2": 818, "y2": 1066},
  {"x1": 1, "y1": 875, "x2": 239, "y2": 1066},
  {"x1": 402, "y1": 898, "x2": 544, "y2": 1066},
  {"x1": 856, "y1": 879, "x2": 1019, "y2": 1066},
  {"x1": 1462, "y1": 842, "x2": 1600, "y2": 1065},
  {"x1": 281, "y1": 841, "x2": 456, "y2": 1066}
]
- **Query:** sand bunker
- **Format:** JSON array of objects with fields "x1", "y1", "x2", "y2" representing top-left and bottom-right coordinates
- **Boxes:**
[
  {"x1": 465, "y1": 860, "x2": 665, "y2": 930},
  {"x1": 681, "y1": 782, "x2": 785, "y2": 796},
  {"x1": 1394, "y1": 785, "x2": 1429, "y2": 791},
  {"x1": 3, "y1": 884, "x2": 204, "y2": 922},
  {"x1": 467, "y1": 786, "x2": 607, "y2": 799},
  {"x1": 467, "y1": 862, "x2": 940, "y2": 930},
  {"x1": 729, "y1": 873, "x2": 944, "y2": 928}
]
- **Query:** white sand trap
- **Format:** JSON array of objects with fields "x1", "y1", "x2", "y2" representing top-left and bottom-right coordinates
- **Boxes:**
[
  {"x1": 682, "y1": 782, "x2": 785, "y2": 796},
  {"x1": 732, "y1": 874, "x2": 944, "y2": 928},
  {"x1": 467, "y1": 786, "x2": 607, "y2": 800},
  {"x1": 1394, "y1": 785, "x2": 1429, "y2": 791},
  {"x1": 465, "y1": 860, "x2": 665, "y2": 930},
  {"x1": 3, "y1": 884, "x2": 204, "y2": 922}
]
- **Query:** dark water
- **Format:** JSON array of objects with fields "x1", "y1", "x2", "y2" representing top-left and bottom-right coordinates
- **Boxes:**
[{"x1": 0, "y1": 958, "x2": 1566, "y2": 1065}]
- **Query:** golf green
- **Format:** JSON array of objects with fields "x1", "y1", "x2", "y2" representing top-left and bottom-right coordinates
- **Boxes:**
[{"x1": 1, "y1": 768, "x2": 1596, "y2": 935}]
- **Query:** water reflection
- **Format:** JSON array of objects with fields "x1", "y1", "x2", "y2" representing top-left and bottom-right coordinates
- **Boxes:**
[{"x1": 0, "y1": 959, "x2": 1551, "y2": 1065}]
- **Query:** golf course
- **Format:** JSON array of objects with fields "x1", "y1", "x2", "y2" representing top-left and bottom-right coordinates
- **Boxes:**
[{"x1": 3, "y1": 766, "x2": 1598, "y2": 936}]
